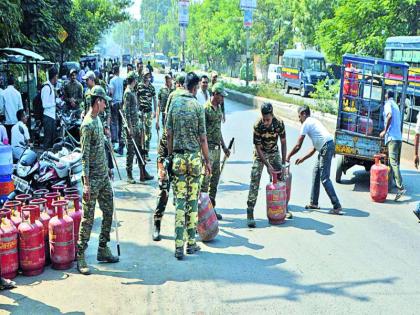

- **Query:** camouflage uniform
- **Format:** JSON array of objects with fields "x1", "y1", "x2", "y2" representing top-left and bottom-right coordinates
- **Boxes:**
[
  {"x1": 247, "y1": 116, "x2": 286, "y2": 211},
  {"x1": 166, "y1": 90, "x2": 206, "y2": 248},
  {"x1": 136, "y1": 82, "x2": 156, "y2": 152},
  {"x1": 158, "y1": 86, "x2": 174, "y2": 126},
  {"x1": 78, "y1": 113, "x2": 114, "y2": 253},
  {"x1": 64, "y1": 80, "x2": 83, "y2": 110},
  {"x1": 200, "y1": 100, "x2": 223, "y2": 201},
  {"x1": 123, "y1": 85, "x2": 143, "y2": 176}
]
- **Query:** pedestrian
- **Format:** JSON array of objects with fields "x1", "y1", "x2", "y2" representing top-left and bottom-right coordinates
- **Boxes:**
[
  {"x1": 146, "y1": 61, "x2": 153, "y2": 76},
  {"x1": 136, "y1": 61, "x2": 144, "y2": 83},
  {"x1": 200, "y1": 82, "x2": 230, "y2": 220},
  {"x1": 0, "y1": 76, "x2": 23, "y2": 141},
  {"x1": 287, "y1": 105, "x2": 343, "y2": 214},
  {"x1": 196, "y1": 75, "x2": 211, "y2": 106},
  {"x1": 123, "y1": 71, "x2": 153, "y2": 184},
  {"x1": 166, "y1": 72, "x2": 211, "y2": 260},
  {"x1": 152, "y1": 74, "x2": 186, "y2": 242},
  {"x1": 380, "y1": 90, "x2": 405, "y2": 201},
  {"x1": 156, "y1": 74, "x2": 174, "y2": 129},
  {"x1": 209, "y1": 71, "x2": 226, "y2": 122},
  {"x1": 42, "y1": 68, "x2": 58, "y2": 150},
  {"x1": 412, "y1": 112, "x2": 420, "y2": 220},
  {"x1": 109, "y1": 66, "x2": 124, "y2": 152},
  {"x1": 64, "y1": 69, "x2": 84, "y2": 111},
  {"x1": 136, "y1": 69, "x2": 157, "y2": 161},
  {"x1": 11, "y1": 109, "x2": 31, "y2": 160},
  {"x1": 245, "y1": 103, "x2": 289, "y2": 228},
  {"x1": 77, "y1": 85, "x2": 119, "y2": 275}
]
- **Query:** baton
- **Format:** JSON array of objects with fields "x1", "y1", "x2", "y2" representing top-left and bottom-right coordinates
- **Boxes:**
[
  {"x1": 111, "y1": 184, "x2": 121, "y2": 256},
  {"x1": 106, "y1": 140, "x2": 122, "y2": 180},
  {"x1": 119, "y1": 109, "x2": 146, "y2": 166},
  {"x1": 220, "y1": 137, "x2": 235, "y2": 174}
]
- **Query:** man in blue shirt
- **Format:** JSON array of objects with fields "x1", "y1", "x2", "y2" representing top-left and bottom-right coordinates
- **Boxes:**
[
  {"x1": 380, "y1": 90, "x2": 405, "y2": 201},
  {"x1": 109, "y1": 66, "x2": 124, "y2": 152}
]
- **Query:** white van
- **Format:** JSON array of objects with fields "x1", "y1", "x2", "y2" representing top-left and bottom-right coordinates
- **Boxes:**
[{"x1": 267, "y1": 64, "x2": 281, "y2": 83}]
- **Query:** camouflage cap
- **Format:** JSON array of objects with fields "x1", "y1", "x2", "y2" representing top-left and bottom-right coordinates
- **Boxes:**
[
  {"x1": 211, "y1": 82, "x2": 228, "y2": 96},
  {"x1": 89, "y1": 85, "x2": 111, "y2": 101},
  {"x1": 126, "y1": 71, "x2": 137, "y2": 81}
]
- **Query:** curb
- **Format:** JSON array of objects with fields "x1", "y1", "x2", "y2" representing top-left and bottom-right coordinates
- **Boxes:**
[{"x1": 225, "y1": 88, "x2": 415, "y2": 164}]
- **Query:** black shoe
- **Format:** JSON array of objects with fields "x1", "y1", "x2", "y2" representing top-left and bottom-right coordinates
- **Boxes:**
[
  {"x1": 186, "y1": 243, "x2": 201, "y2": 254},
  {"x1": 115, "y1": 147, "x2": 124, "y2": 156},
  {"x1": 286, "y1": 210, "x2": 293, "y2": 219},
  {"x1": 175, "y1": 247, "x2": 184, "y2": 260},
  {"x1": 140, "y1": 167, "x2": 154, "y2": 182},
  {"x1": 215, "y1": 211, "x2": 222, "y2": 220},
  {"x1": 152, "y1": 220, "x2": 161, "y2": 241},
  {"x1": 247, "y1": 210, "x2": 256, "y2": 228},
  {"x1": 395, "y1": 189, "x2": 406, "y2": 201}
]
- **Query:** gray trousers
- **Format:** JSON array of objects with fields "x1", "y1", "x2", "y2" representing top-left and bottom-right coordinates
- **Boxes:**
[{"x1": 43, "y1": 115, "x2": 55, "y2": 150}]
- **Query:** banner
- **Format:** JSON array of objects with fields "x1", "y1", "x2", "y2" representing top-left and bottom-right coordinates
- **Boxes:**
[{"x1": 179, "y1": 0, "x2": 190, "y2": 26}]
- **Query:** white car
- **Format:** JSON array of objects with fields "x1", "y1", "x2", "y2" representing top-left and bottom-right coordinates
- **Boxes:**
[{"x1": 268, "y1": 64, "x2": 281, "y2": 83}]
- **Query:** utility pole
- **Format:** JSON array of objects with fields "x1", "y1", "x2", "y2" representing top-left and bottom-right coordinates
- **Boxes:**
[
  {"x1": 178, "y1": 1, "x2": 189, "y2": 68},
  {"x1": 241, "y1": 1, "x2": 257, "y2": 87}
]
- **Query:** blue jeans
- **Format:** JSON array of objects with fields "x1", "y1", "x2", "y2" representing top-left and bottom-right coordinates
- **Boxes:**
[{"x1": 311, "y1": 140, "x2": 341, "y2": 209}]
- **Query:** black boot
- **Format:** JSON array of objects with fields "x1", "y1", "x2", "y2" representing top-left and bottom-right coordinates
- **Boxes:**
[
  {"x1": 210, "y1": 196, "x2": 222, "y2": 220},
  {"x1": 247, "y1": 209, "x2": 256, "y2": 228},
  {"x1": 175, "y1": 246, "x2": 184, "y2": 260},
  {"x1": 140, "y1": 166, "x2": 154, "y2": 182},
  {"x1": 152, "y1": 219, "x2": 161, "y2": 241}
]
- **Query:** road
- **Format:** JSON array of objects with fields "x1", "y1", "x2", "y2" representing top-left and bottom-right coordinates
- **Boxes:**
[{"x1": 1, "y1": 73, "x2": 420, "y2": 315}]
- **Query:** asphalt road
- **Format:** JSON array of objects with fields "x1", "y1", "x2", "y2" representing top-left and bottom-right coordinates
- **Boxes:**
[{"x1": 1, "y1": 73, "x2": 420, "y2": 315}]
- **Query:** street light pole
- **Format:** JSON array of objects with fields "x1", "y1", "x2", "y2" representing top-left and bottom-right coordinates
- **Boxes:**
[{"x1": 246, "y1": 27, "x2": 250, "y2": 87}]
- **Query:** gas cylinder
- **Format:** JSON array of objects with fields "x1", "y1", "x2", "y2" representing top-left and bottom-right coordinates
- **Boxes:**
[
  {"x1": 49, "y1": 200, "x2": 74, "y2": 269},
  {"x1": 64, "y1": 187, "x2": 79, "y2": 196},
  {"x1": 51, "y1": 184, "x2": 66, "y2": 197},
  {"x1": 266, "y1": 171, "x2": 287, "y2": 225},
  {"x1": 197, "y1": 193, "x2": 219, "y2": 242},
  {"x1": 45, "y1": 192, "x2": 60, "y2": 217},
  {"x1": 3, "y1": 201, "x2": 23, "y2": 228},
  {"x1": 30, "y1": 198, "x2": 51, "y2": 263},
  {"x1": 18, "y1": 205, "x2": 45, "y2": 276},
  {"x1": 15, "y1": 193, "x2": 32, "y2": 219},
  {"x1": 65, "y1": 194, "x2": 82, "y2": 255},
  {"x1": 33, "y1": 189, "x2": 49, "y2": 199},
  {"x1": 0, "y1": 208, "x2": 19, "y2": 279},
  {"x1": 370, "y1": 155, "x2": 388, "y2": 202}
]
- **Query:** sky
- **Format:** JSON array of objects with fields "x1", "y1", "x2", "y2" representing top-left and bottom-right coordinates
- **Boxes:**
[{"x1": 128, "y1": 0, "x2": 142, "y2": 19}]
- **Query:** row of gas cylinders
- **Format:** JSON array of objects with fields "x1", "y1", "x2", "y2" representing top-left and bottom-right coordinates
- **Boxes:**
[{"x1": 0, "y1": 187, "x2": 82, "y2": 279}]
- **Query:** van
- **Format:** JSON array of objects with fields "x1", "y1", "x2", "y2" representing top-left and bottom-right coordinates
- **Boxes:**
[
  {"x1": 267, "y1": 64, "x2": 281, "y2": 83},
  {"x1": 281, "y1": 49, "x2": 329, "y2": 97}
]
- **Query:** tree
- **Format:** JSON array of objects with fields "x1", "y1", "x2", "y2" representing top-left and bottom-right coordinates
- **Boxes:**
[
  {"x1": 0, "y1": 0, "x2": 23, "y2": 48},
  {"x1": 140, "y1": 0, "x2": 172, "y2": 49}
]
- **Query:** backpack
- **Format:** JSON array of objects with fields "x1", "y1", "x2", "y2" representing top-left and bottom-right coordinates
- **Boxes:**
[{"x1": 33, "y1": 83, "x2": 51, "y2": 121}]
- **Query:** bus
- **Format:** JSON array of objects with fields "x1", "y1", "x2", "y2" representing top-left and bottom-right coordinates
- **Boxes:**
[{"x1": 384, "y1": 36, "x2": 420, "y2": 125}]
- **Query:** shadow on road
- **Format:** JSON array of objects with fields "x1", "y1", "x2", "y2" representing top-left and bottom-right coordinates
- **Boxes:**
[
  {"x1": 218, "y1": 180, "x2": 250, "y2": 192},
  {"x1": 204, "y1": 228, "x2": 264, "y2": 250}
]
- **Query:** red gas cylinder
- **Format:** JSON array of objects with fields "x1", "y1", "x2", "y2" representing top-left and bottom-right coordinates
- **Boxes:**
[
  {"x1": 33, "y1": 189, "x2": 49, "y2": 199},
  {"x1": 197, "y1": 193, "x2": 219, "y2": 242},
  {"x1": 3, "y1": 201, "x2": 22, "y2": 228},
  {"x1": 64, "y1": 187, "x2": 79, "y2": 196},
  {"x1": 0, "y1": 208, "x2": 19, "y2": 279},
  {"x1": 49, "y1": 200, "x2": 75, "y2": 269},
  {"x1": 15, "y1": 194, "x2": 32, "y2": 219},
  {"x1": 18, "y1": 205, "x2": 45, "y2": 276},
  {"x1": 65, "y1": 194, "x2": 82, "y2": 254},
  {"x1": 45, "y1": 192, "x2": 60, "y2": 217},
  {"x1": 266, "y1": 171, "x2": 287, "y2": 225},
  {"x1": 370, "y1": 155, "x2": 388, "y2": 202},
  {"x1": 30, "y1": 198, "x2": 51, "y2": 263},
  {"x1": 51, "y1": 184, "x2": 66, "y2": 197}
]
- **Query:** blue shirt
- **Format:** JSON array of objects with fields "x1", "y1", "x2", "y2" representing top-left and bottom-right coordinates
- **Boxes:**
[
  {"x1": 383, "y1": 98, "x2": 402, "y2": 144},
  {"x1": 110, "y1": 76, "x2": 124, "y2": 103}
]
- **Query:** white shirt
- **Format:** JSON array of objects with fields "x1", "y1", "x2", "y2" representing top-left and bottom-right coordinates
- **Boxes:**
[
  {"x1": 0, "y1": 88, "x2": 5, "y2": 115},
  {"x1": 41, "y1": 81, "x2": 56, "y2": 119},
  {"x1": 1, "y1": 85, "x2": 23, "y2": 125},
  {"x1": 415, "y1": 112, "x2": 420, "y2": 135},
  {"x1": 196, "y1": 88, "x2": 210, "y2": 106},
  {"x1": 383, "y1": 98, "x2": 402, "y2": 144},
  {"x1": 11, "y1": 121, "x2": 29, "y2": 160},
  {"x1": 300, "y1": 117, "x2": 333, "y2": 151}
]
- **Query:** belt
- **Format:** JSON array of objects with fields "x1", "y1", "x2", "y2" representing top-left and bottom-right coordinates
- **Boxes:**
[
  {"x1": 173, "y1": 149, "x2": 196, "y2": 154},
  {"x1": 208, "y1": 144, "x2": 220, "y2": 150}
]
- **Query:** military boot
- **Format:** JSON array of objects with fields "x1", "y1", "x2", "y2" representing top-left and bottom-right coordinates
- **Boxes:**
[
  {"x1": 210, "y1": 196, "x2": 222, "y2": 220},
  {"x1": 175, "y1": 246, "x2": 184, "y2": 260},
  {"x1": 152, "y1": 219, "x2": 162, "y2": 241},
  {"x1": 77, "y1": 252, "x2": 91, "y2": 275},
  {"x1": 186, "y1": 243, "x2": 201, "y2": 255},
  {"x1": 140, "y1": 166, "x2": 154, "y2": 182},
  {"x1": 247, "y1": 209, "x2": 256, "y2": 228},
  {"x1": 127, "y1": 170, "x2": 136, "y2": 184},
  {"x1": 97, "y1": 245, "x2": 119, "y2": 263}
]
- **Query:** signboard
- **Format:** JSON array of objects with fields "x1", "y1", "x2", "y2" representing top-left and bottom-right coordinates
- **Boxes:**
[
  {"x1": 58, "y1": 26, "x2": 68, "y2": 43},
  {"x1": 178, "y1": 0, "x2": 190, "y2": 26},
  {"x1": 243, "y1": 9, "x2": 253, "y2": 28},
  {"x1": 240, "y1": 0, "x2": 257, "y2": 10}
]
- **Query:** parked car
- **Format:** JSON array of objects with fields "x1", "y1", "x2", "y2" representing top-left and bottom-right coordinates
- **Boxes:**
[
  {"x1": 267, "y1": 64, "x2": 281, "y2": 84},
  {"x1": 280, "y1": 49, "x2": 330, "y2": 97},
  {"x1": 170, "y1": 56, "x2": 180, "y2": 70}
]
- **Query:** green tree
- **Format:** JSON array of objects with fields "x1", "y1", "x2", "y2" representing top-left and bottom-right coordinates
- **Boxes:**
[
  {"x1": 0, "y1": 0, "x2": 23, "y2": 48},
  {"x1": 140, "y1": 0, "x2": 172, "y2": 49}
]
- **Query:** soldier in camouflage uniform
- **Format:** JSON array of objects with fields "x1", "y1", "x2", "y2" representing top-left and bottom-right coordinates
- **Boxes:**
[
  {"x1": 64, "y1": 69, "x2": 83, "y2": 110},
  {"x1": 156, "y1": 74, "x2": 174, "y2": 129},
  {"x1": 136, "y1": 69, "x2": 157, "y2": 160},
  {"x1": 246, "y1": 102, "x2": 289, "y2": 228},
  {"x1": 152, "y1": 74, "x2": 186, "y2": 241},
  {"x1": 200, "y1": 82, "x2": 230, "y2": 220},
  {"x1": 123, "y1": 71, "x2": 153, "y2": 183},
  {"x1": 166, "y1": 72, "x2": 211, "y2": 260},
  {"x1": 77, "y1": 86, "x2": 119, "y2": 275}
]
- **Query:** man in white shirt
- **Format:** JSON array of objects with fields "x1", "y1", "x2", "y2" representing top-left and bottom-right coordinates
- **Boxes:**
[
  {"x1": 196, "y1": 75, "x2": 210, "y2": 106},
  {"x1": 379, "y1": 90, "x2": 405, "y2": 200},
  {"x1": 0, "y1": 76, "x2": 23, "y2": 140},
  {"x1": 11, "y1": 109, "x2": 30, "y2": 160},
  {"x1": 287, "y1": 105, "x2": 342, "y2": 214},
  {"x1": 109, "y1": 66, "x2": 124, "y2": 148},
  {"x1": 42, "y1": 67, "x2": 58, "y2": 150}
]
